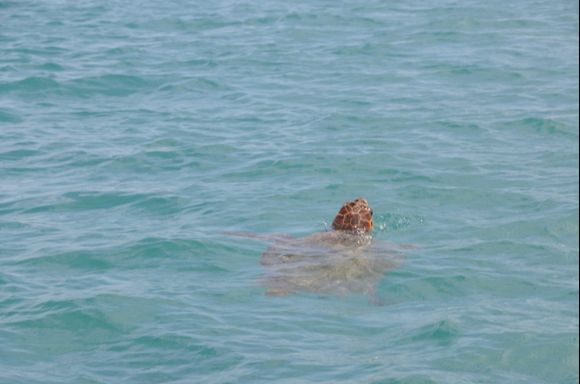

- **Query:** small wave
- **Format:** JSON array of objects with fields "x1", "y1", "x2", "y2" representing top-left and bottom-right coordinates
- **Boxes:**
[
  {"x1": 23, "y1": 191, "x2": 150, "y2": 213},
  {"x1": 103, "y1": 149, "x2": 202, "y2": 173},
  {"x1": 18, "y1": 250, "x2": 114, "y2": 271},
  {"x1": 545, "y1": 210, "x2": 579, "y2": 241},
  {"x1": 7, "y1": 297, "x2": 121, "y2": 335},
  {"x1": 130, "y1": 334, "x2": 219, "y2": 356},
  {"x1": 66, "y1": 74, "x2": 154, "y2": 97},
  {"x1": 0, "y1": 149, "x2": 41, "y2": 161},
  {"x1": 422, "y1": 62, "x2": 525, "y2": 82},
  {"x1": 13, "y1": 190, "x2": 185, "y2": 217},
  {"x1": 132, "y1": 195, "x2": 189, "y2": 215},
  {"x1": 127, "y1": 17, "x2": 237, "y2": 33},
  {"x1": 0, "y1": 221, "x2": 30, "y2": 230},
  {"x1": 436, "y1": 121, "x2": 485, "y2": 134},
  {"x1": 36, "y1": 62, "x2": 65, "y2": 72},
  {"x1": 376, "y1": 168, "x2": 434, "y2": 183},
  {"x1": 156, "y1": 77, "x2": 231, "y2": 93},
  {"x1": 0, "y1": 1, "x2": 19, "y2": 9},
  {"x1": 508, "y1": 117, "x2": 578, "y2": 138},
  {"x1": 0, "y1": 108, "x2": 23, "y2": 123},
  {"x1": 17, "y1": 237, "x2": 231, "y2": 272},
  {"x1": 410, "y1": 319, "x2": 460, "y2": 344},
  {"x1": 0, "y1": 76, "x2": 60, "y2": 94}
]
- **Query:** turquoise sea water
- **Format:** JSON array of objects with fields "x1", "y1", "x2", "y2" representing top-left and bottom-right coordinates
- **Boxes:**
[{"x1": 1, "y1": 1, "x2": 579, "y2": 383}]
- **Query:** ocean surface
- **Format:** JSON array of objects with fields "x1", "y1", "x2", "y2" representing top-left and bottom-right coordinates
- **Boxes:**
[{"x1": 1, "y1": 1, "x2": 578, "y2": 383}]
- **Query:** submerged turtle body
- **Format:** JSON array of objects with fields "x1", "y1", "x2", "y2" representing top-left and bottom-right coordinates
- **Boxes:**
[
  {"x1": 230, "y1": 198, "x2": 400, "y2": 300},
  {"x1": 260, "y1": 231, "x2": 399, "y2": 297},
  {"x1": 229, "y1": 198, "x2": 402, "y2": 299}
]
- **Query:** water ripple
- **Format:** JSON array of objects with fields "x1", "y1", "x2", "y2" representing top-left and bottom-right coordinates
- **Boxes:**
[{"x1": 0, "y1": 0, "x2": 577, "y2": 383}]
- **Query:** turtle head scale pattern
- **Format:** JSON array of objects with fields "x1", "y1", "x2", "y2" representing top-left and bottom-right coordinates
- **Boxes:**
[{"x1": 331, "y1": 198, "x2": 374, "y2": 233}]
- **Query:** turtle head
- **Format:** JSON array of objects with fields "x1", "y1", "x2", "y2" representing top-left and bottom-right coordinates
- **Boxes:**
[{"x1": 331, "y1": 198, "x2": 374, "y2": 233}]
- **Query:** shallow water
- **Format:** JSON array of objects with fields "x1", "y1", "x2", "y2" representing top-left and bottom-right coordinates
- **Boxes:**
[{"x1": 1, "y1": 1, "x2": 578, "y2": 383}]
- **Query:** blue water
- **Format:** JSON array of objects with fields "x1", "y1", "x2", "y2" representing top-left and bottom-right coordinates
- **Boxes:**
[{"x1": 1, "y1": 1, "x2": 578, "y2": 383}]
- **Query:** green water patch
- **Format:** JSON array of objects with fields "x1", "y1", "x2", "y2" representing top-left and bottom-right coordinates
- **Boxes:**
[
  {"x1": 100, "y1": 143, "x2": 237, "y2": 174},
  {"x1": 0, "y1": 0, "x2": 577, "y2": 382},
  {"x1": 156, "y1": 76, "x2": 233, "y2": 94},
  {"x1": 23, "y1": 191, "x2": 146, "y2": 213},
  {"x1": 502, "y1": 117, "x2": 579, "y2": 138},
  {"x1": 35, "y1": 62, "x2": 65, "y2": 72},
  {"x1": 14, "y1": 236, "x2": 244, "y2": 274},
  {"x1": 1, "y1": 293, "x2": 172, "y2": 359},
  {"x1": 0, "y1": 148, "x2": 41, "y2": 161},
  {"x1": 65, "y1": 74, "x2": 157, "y2": 98},
  {"x1": 0, "y1": 1, "x2": 19, "y2": 9},
  {"x1": 424, "y1": 62, "x2": 526, "y2": 83},
  {"x1": 0, "y1": 76, "x2": 60, "y2": 94},
  {"x1": 409, "y1": 319, "x2": 460, "y2": 346},
  {"x1": 435, "y1": 331, "x2": 579, "y2": 384},
  {"x1": 16, "y1": 250, "x2": 114, "y2": 271},
  {"x1": 0, "y1": 108, "x2": 23, "y2": 123},
  {"x1": 20, "y1": 191, "x2": 187, "y2": 215}
]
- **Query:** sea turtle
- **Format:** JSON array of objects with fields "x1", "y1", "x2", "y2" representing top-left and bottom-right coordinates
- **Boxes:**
[{"x1": 228, "y1": 198, "x2": 405, "y2": 301}]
